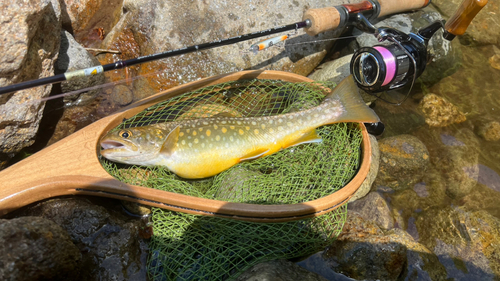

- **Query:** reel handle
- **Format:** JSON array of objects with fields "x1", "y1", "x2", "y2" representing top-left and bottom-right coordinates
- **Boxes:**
[
  {"x1": 303, "y1": 0, "x2": 430, "y2": 35},
  {"x1": 444, "y1": 0, "x2": 488, "y2": 38}
]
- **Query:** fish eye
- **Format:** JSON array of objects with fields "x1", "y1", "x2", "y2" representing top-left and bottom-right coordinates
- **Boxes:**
[{"x1": 119, "y1": 130, "x2": 132, "y2": 138}]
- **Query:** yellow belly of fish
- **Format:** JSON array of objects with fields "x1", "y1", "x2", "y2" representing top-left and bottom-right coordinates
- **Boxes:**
[{"x1": 165, "y1": 129, "x2": 316, "y2": 179}]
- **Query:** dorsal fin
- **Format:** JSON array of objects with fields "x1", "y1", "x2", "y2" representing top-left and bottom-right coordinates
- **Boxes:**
[
  {"x1": 212, "y1": 112, "x2": 236, "y2": 118},
  {"x1": 160, "y1": 126, "x2": 180, "y2": 156}
]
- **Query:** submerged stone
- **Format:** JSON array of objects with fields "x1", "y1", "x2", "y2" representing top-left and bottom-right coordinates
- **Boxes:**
[
  {"x1": 374, "y1": 134, "x2": 430, "y2": 191},
  {"x1": 0, "y1": 216, "x2": 81, "y2": 281},
  {"x1": 419, "y1": 94, "x2": 466, "y2": 127}
]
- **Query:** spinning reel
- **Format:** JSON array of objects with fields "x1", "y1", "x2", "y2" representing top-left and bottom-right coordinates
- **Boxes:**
[{"x1": 344, "y1": 0, "x2": 487, "y2": 134}]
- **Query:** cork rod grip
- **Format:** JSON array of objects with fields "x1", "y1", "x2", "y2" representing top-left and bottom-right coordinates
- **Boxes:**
[
  {"x1": 303, "y1": 0, "x2": 430, "y2": 36},
  {"x1": 444, "y1": 0, "x2": 488, "y2": 36},
  {"x1": 303, "y1": 7, "x2": 341, "y2": 36}
]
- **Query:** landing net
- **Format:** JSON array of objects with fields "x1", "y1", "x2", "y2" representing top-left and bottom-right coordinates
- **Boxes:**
[{"x1": 100, "y1": 79, "x2": 364, "y2": 280}]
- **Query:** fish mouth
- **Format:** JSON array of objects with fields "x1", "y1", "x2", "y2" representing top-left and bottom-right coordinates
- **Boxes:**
[{"x1": 101, "y1": 140, "x2": 126, "y2": 150}]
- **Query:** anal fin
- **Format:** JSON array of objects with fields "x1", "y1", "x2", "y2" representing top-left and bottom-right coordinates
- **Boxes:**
[
  {"x1": 239, "y1": 148, "x2": 270, "y2": 162},
  {"x1": 283, "y1": 129, "x2": 322, "y2": 149}
]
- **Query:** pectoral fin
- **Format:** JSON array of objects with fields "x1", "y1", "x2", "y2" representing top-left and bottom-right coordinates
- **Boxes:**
[
  {"x1": 283, "y1": 129, "x2": 322, "y2": 149},
  {"x1": 160, "y1": 126, "x2": 180, "y2": 156},
  {"x1": 239, "y1": 148, "x2": 270, "y2": 162}
]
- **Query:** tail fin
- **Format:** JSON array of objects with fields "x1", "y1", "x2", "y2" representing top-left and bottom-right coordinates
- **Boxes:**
[{"x1": 323, "y1": 75, "x2": 380, "y2": 123}]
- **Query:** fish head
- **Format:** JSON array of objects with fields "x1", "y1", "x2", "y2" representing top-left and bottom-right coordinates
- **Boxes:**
[{"x1": 100, "y1": 126, "x2": 167, "y2": 165}]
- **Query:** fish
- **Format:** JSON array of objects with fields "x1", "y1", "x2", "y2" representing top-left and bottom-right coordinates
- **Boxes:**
[{"x1": 100, "y1": 75, "x2": 380, "y2": 179}]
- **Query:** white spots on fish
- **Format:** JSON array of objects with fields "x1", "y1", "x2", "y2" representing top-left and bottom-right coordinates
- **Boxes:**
[
  {"x1": 251, "y1": 121, "x2": 256, "y2": 125},
  {"x1": 237, "y1": 121, "x2": 242, "y2": 125},
  {"x1": 225, "y1": 143, "x2": 229, "y2": 148},
  {"x1": 215, "y1": 135, "x2": 221, "y2": 141},
  {"x1": 194, "y1": 138, "x2": 199, "y2": 144},
  {"x1": 214, "y1": 124, "x2": 218, "y2": 129},
  {"x1": 269, "y1": 120, "x2": 274, "y2": 125},
  {"x1": 221, "y1": 120, "x2": 227, "y2": 124},
  {"x1": 188, "y1": 142, "x2": 192, "y2": 148},
  {"x1": 203, "y1": 121, "x2": 208, "y2": 125},
  {"x1": 287, "y1": 122, "x2": 292, "y2": 127},
  {"x1": 201, "y1": 143, "x2": 205, "y2": 148},
  {"x1": 229, "y1": 136, "x2": 234, "y2": 141},
  {"x1": 261, "y1": 124, "x2": 265, "y2": 129},
  {"x1": 199, "y1": 128, "x2": 203, "y2": 131},
  {"x1": 181, "y1": 140, "x2": 186, "y2": 145},
  {"x1": 187, "y1": 136, "x2": 192, "y2": 140}
]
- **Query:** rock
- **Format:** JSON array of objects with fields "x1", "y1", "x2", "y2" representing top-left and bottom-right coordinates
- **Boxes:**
[
  {"x1": 349, "y1": 134, "x2": 379, "y2": 202},
  {"x1": 476, "y1": 120, "x2": 500, "y2": 141},
  {"x1": 374, "y1": 134, "x2": 430, "y2": 191},
  {"x1": 0, "y1": 216, "x2": 81, "y2": 281},
  {"x1": 60, "y1": 0, "x2": 123, "y2": 46},
  {"x1": 110, "y1": 84, "x2": 134, "y2": 106},
  {"x1": 235, "y1": 259, "x2": 328, "y2": 281},
  {"x1": 17, "y1": 198, "x2": 149, "y2": 280},
  {"x1": 432, "y1": 0, "x2": 500, "y2": 47},
  {"x1": 430, "y1": 129, "x2": 480, "y2": 199},
  {"x1": 0, "y1": 0, "x2": 62, "y2": 168},
  {"x1": 308, "y1": 54, "x2": 353, "y2": 85},
  {"x1": 489, "y1": 54, "x2": 500, "y2": 70},
  {"x1": 56, "y1": 30, "x2": 105, "y2": 106},
  {"x1": 323, "y1": 212, "x2": 446, "y2": 281},
  {"x1": 419, "y1": 93, "x2": 466, "y2": 127},
  {"x1": 416, "y1": 206, "x2": 500, "y2": 279},
  {"x1": 96, "y1": 0, "x2": 346, "y2": 92},
  {"x1": 348, "y1": 192, "x2": 393, "y2": 230}
]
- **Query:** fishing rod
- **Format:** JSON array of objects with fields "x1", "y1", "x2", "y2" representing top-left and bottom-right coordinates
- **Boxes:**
[{"x1": 0, "y1": 0, "x2": 431, "y2": 96}]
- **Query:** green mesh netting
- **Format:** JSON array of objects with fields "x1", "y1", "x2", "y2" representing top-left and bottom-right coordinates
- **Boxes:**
[{"x1": 100, "y1": 79, "x2": 364, "y2": 280}]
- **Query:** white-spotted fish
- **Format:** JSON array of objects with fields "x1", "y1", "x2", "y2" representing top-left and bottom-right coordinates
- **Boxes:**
[{"x1": 100, "y1": 75, "x2": 379, "y2": 178}]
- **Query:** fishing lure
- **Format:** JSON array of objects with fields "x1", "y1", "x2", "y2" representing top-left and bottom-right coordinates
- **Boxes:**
[{"x1": 248, "y1": 34, "x2": 290, "y2": 53}]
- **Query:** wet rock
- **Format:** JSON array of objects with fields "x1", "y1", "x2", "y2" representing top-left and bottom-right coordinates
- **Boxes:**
[
  {"x1": 432, "y1": 0, "x2": 500, "y2": 47},
  {"x1": 97, "y1": 0, "x2": 347, "y2": 92},
  {"x1": 431, "y1": 129, "x2": 480, "y2": 199},
  {"x1": 419, "y1": 93, "x2": 466, "y2": 127},
  {"x1": 111, "y1": 84, "x2": 134, "y2": 106},
  {"x1": 489, "y1": 54, "x2": 500, "y2": 70},
  {"x1": 308, "y1": 54, "x2": 353, "y2": 85},
  {"x1": 374, "y1": 134, "x2": 430, "y2": 191},
  {"x1": 323, "y1": 212, "x2": 446, "y2": 281},
  {"x1": 0, "y1": 0, "x2": 61, "y2": 168},
  {"x1": 60, "y1": 0, "x2": 123, "y2": 46},
  {"x1": 18, "y1": 198, "x2": 149, "y2": 280},
  {"x1": 235, "y1": 259, "x2": 328, "y2": 281},
  {"x1": 348, "y1": 192, "x2": 393, "y2": 230},
  {"x1": 476, "y1": 120, "x2": 500, "y2": 141},
  {"x1": 416, "y1": 206, "x2": 500, "y2": 279},
  {"x1": 56, "y1": 30, "x2": 105, "y2": 106},
  {"x1": 0, "y1": 216, "x2": 81, "y2": 281},
  {"x1": 349, "y1": 134, "x2": 380, "y2": 202},
  {"x1": 121, "y1": 201, "x2": 152, "y2": 217}
]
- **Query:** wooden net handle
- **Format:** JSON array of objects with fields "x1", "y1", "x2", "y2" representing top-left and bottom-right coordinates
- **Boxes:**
[
  {"x1": 303, "y1": 0, "x2": 429, "y2": 35},
  {"x1": 445, "y1": 0, "x2": 488, "y2": 36}
]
